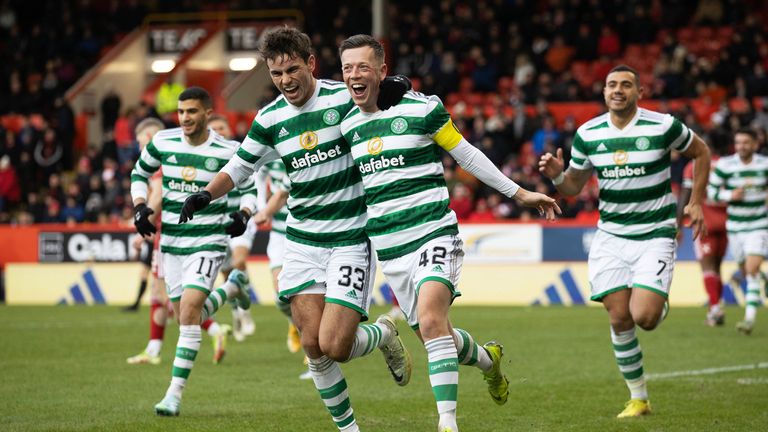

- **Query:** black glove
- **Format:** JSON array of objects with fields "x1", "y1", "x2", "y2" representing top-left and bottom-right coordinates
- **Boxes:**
[
  {"x1": 377, "y1": 75, "x2": 412, "y2": 110},
  {"x1": 179, "y1": 190, "x2": 211, "y2": 223},
  {"x1": 134, "y1": 203, "x2": 156, "y2": 237},
  {"x1": 225, "y1": 210, "x2": 249, "y2": 237}
]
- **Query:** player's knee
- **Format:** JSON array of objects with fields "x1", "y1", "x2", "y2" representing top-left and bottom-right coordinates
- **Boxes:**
[
  {"x1": 633, "y1": 313, "x2": 659, "y2": 331},
  {"x1": 609, "y1": 315, "x2": 634, "y2": 332},
  {"x1": 320, "y1": 337, "x2": 351, "y2": 362},
  {"x1": 417, "y1": 314, "x2": 449, "y2": 341},
  {"x1": 301, "y1": 333, "x2": 322, "y2": 358},
  {"x1": 178, "y1": 309, "x2": 200, "y2": 325}
]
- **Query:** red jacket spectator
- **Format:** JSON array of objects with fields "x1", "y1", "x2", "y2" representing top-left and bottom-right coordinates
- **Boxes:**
[
  {"x1": 449, "y1": 183, "x2": 474, "y2": 221},
  {"x1": 0, "y1": 155, "x2": 21, "y2": 210},
  {"x1": 597, "y1": 26, "x2": 621, "y2": 58}
]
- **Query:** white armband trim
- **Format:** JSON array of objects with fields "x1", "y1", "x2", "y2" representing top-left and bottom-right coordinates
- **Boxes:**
[{"x1": 552, "y1": 172, "x2": 565, "y2": 185}]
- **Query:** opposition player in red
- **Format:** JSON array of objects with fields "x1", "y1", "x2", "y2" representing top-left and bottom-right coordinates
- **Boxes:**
[{"x1": 678, "y1": 142, "x2": 728, "y2": 326}]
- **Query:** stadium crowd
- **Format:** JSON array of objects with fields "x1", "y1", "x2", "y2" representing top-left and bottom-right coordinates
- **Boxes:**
[{"x1": 1, "y1": 0, "x2": 768, "y2": 224}]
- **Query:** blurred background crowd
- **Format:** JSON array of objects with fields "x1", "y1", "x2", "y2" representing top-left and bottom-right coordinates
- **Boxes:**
[{"x1": 1, "y1": 0, "x2": 767, "y2": 225}]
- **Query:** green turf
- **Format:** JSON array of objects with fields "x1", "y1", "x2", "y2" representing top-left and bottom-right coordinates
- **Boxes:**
[{"x1": 0, "y1": 305, "x2": 766, "y2": 431}]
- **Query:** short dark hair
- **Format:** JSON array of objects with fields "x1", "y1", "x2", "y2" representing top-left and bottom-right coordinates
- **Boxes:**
[
  {"x1": 338, "y1": 34, "x2": 385, "y2": 64},
  {"x1": 735, "y1": 127, "x2": 758, "y2": 141},
  {"x1": 607, "y1": 64, "x2": 640, "y2": 86},
  {"x1": 259, "y1": 26, "x2": 312, "y2": 63},
  {"x1": 178, "y1": 86, "x2": 212, "y2": 109}
]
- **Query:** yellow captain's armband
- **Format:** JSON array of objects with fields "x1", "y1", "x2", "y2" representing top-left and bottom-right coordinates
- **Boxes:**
[{"x1": 433, "y1": 120, "x2": 463, "y2": 151}]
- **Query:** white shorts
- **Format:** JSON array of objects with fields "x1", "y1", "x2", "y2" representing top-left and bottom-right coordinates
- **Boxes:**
[
  {"x1": 267, "y1": 231, "x2": 286, "y2": 269},
  {"x1": 727, "y1": 230, "x2": 768, "y2": 263},
  {"x1": 164, "y1": 251, "x2": 226, "y2": 302},
  {"x1": 588, "y1": 230, "x2": 676, "y2": 301},
  {"x1": 380, "y1": 235, "x2": 464, "y2": 329},
  {"x1": 278, "y1": 239, "x2": 375, "y2": 320}
]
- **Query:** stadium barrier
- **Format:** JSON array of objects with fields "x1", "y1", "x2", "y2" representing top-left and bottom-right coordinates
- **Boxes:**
[
  {"x1": 4, "y1": 261, "x2": 755, "y2": 307},
  {"x1": 5, "y1": 223, "x2": 761, "y2": 307}
]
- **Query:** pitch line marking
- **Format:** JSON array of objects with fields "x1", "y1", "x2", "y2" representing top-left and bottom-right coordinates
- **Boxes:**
[{"x1": 646, "y1": 362, "x2": 768, "y2": 380}]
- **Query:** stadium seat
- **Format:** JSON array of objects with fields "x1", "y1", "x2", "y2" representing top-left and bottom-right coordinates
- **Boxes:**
[
  {"x1": 1, "y1": 114, "x2": 24, "y2": 134},
  {"x1": 728, "y1": 97, "x2": 751, "y2": 113},
  {"x1": 644, "y1": 43, "x2": 661, "y2": 58},
  {"x1": 695, "y1": 27, "x2": 714, "y2": 41},
  {"x1": 676, "y1": 27, "x2": 694, "y2": 43}
]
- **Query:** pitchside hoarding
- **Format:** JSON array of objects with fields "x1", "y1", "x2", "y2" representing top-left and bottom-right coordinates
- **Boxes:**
[
  {"x1": 7, "y1": 225, "x2": 757, "y2": 306},
  {"x1": 5, "y1": 261, "x2": 757, "y2": 307}
]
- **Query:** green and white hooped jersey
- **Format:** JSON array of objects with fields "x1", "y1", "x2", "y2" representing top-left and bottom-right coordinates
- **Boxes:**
[
  {"x1": 340, "y1": 91, "x2": 458, "y2": 261},
  {"x1": 130, "y1": 127, "x2": 257, "y2": 255},
  {"x1": 709, "y1": 154, "x2": 768, "y2": 232},
  {"x1": 226, "y1": 172, "x2": 259, "y2": 214},
  {"x1": 224, "y1": 79, "x2": 367, "y2": 247},
  {"x1": 259, "y1": 160, "x2": 290, "y2": 234},
  {"x1": 570, "y1": 108, "x2": 693, "y2": 240}
]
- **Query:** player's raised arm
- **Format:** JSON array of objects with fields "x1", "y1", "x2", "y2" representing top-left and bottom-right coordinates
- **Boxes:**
[{"x1": 538, "y1": 148, "x2": 593, "y2": 197}]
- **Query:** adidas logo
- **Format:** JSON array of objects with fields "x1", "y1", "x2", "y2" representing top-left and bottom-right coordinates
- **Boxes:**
[
  {"x1": 278, "y1": 127, "x2": 289, "y2": 138},
  {"x1": 655, "y1": 279, "x2": 663, "y2": 285},
  {"x1": 345, "y1": 289, "x2": 358, "y2": 299},
  {"x1": 432, "y1": 265, "x2": 444, "y2": 273},
  {"x1": 352, "y1": 132, "x2": 361, "y2": 142},
  {"x1": 597, "y1": 143, "x2": 607, "y2": 152},
  {"x1": 168, "y1": 155, "x2": 178, "y2": 163}
]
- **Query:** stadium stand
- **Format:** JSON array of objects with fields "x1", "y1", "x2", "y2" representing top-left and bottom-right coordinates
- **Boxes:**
[{"x1": 1, "y1": 0, "x2": 768, "y2": 224}]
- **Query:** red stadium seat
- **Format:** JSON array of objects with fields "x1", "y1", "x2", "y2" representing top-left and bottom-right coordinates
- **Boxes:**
[
  {"x1": 497, "y1": 76, "x2": 515, "y2": 92},
  {"x1": 1, "y1": 114, "x2": 24, "y2": 134},
  {"x1": 728, "y1": 97, "x2": 751, "y2": 113},
  {"x1": 676, "y1": 27, "x2": 694, "y2": 42},
  {"x1": 624, "y1": 44, "x2": 644, "y2": 59},
  {"x1": 446, "y1": 93, "x2": 461, "y2": 106},
  {"x1": 716, "y1": 26, "x2": 734, "y2": 41},
  {"x1": 695, "y1": 27, "x2": 714, "y2": 40},
  {"x1": 645, "y1": 43, "x2": 661, "y2": 58}
]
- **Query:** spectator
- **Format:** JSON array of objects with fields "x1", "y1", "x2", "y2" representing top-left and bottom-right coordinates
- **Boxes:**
[
  {"x1": 694, "y1": 0, "x2": 724, "y2": 25},
  {"x1": 531, "y1": 116, "x2": 561, "y2": 156},
  {"x1": 467, "y1": 198, "x2": 498, "y2": 222},
  {"x1": 449, "y1": 182, "x2": 474, "y2": 221},
  {"x1": 42, "y1": 195, "x2": 61, "y2": 223},
  {"x1": 60, "y1": 196, "x2": 84, "y2": 223},
  {"x1": 26, "y1": 192, "x2": 46, "y2": 223},
  {"x1": 544, "y1": 36, "x2": 574, "y2": 74},
  {"x1": 0, "y1": 154, "x2": 20, "y2": 213},
  {"x1": 45, "y1": 174, "x2": 64, "y2": 203},
  {"x1": 34, "y1": 127, "x2": 63, "y2": 179},
  {"x1": 597, "y1": 26, "x2": 621, "y2": 58}
]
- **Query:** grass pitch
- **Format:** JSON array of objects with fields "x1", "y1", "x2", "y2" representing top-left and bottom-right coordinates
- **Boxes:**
[{"x1": 0, "y1": 305, "x2": 766, "y2": 431}]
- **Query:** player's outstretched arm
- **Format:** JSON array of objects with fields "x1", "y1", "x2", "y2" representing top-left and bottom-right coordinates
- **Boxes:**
[
  {"x1": 512, "y1": 188, "x2": 562, "y2": 221},
  {"x1": 444, "y1": 138, "x2": 561, "y2": 220},
  {"x1": 254, "y1": 189, "x2": 289, "y2": 225},
  {"x1": 178, "y1": 172, "x2": 235, "y2": 224},
  {"x1": 538, "y1": 148, "x2": 592, "y2": 196},
  {"x1": 680, "y1": 133, "x2": 711, "y2": 240}
]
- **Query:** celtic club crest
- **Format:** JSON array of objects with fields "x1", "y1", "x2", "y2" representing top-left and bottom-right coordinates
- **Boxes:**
[
  {"x1": 323, "y1": 109, "x2": 340, "y2": 125},
  {"x1": 390, "y1": 118, "x2": 408, "y2": 134}
]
